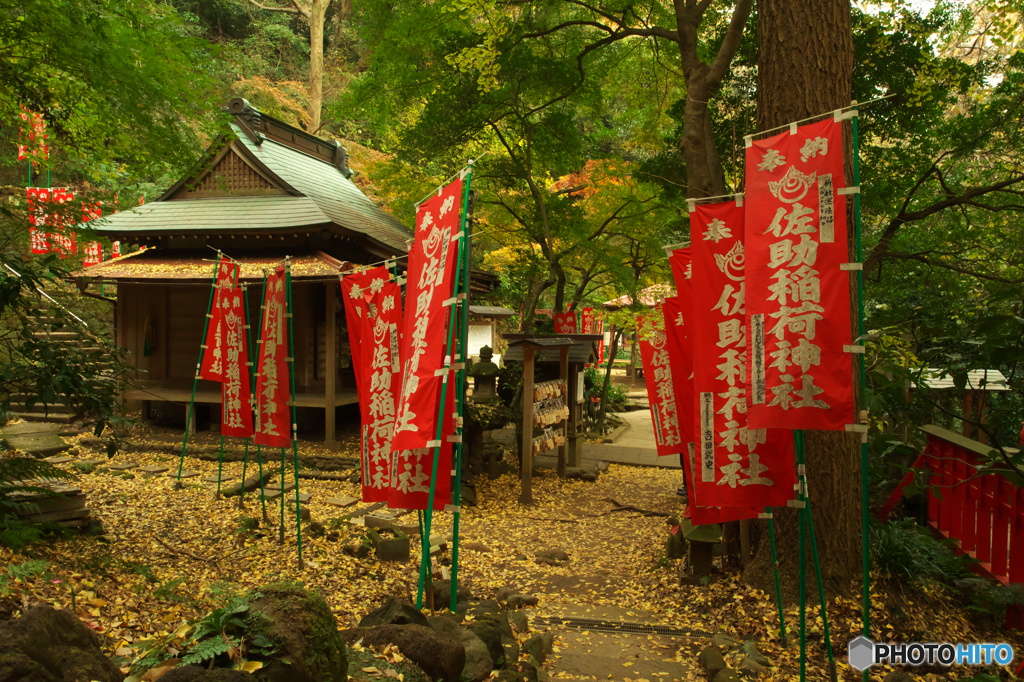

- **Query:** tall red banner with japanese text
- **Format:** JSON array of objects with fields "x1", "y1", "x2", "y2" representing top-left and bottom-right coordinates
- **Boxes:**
[
  {"x1": 221, "y1": 285, "x2": 254, "y2": 437},
  {"x1": 254, "y1": 265, "x2": 292, "y2": 448},
  {"x1": 27, "y1": 188, "x2": 49, "y2": 254},
  {"x1": 554, "y1": 311, "x2": 578, "y2": 334},
  {"x1": 48, "y1": 189, "x2": 76, "y2": 259},
  {"x1": 199, "y1": 259, "x2": 237, "y2": 382},
  {"x1": 18, "y1": 107, "x2": 47, "y2": 162},
  {"x1": 667, "y1": 250, "x2": 758, "y2": 524},
  {"x1": 638, "y1": 312, "x2": 683, "y2": 457},
  {"x1": 745, "y1": 117, "x2": 855, "y2": 431},
  {"x1": 342, "y1": 267, "x2": 404, "y2": 502},
  {"x1": 690, "y1": 200, "x2": 795, "y2": 510},
  {"x1": 580, "y1": 308, "x2": 596, "y2": 335},
  {"x1": 389, "y1": 179, "x2": 462, "y2": 510}
]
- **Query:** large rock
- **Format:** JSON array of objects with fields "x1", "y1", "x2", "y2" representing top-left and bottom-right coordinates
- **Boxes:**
[
  {"x1": 431, "y1": 580, "x2": 473, "y2": 607},
  {"x1": 244, "y1": 583, "x2": 348, "y2": 682},
  {"x1": 428, "y1": 614, "x2": 493, "y2": 682},
  {"x1": 347, "y1": 644, "x2": 429, "y2": 682},
  {"x1": 466, "y1": 618, "x2": 505, "y2": 668},
  {"x1": 522, "y1": 635, "x2": 547, "y2": 665},
  {"x1": 359, "y1": 597, "x2": 428, "y2": 628},
  {"x1": 0, "y1": 604, "x2": 123, "y2": 682},
  {"x1": 494, "y1": 660, "x2": 539, "y2": 682},
  {"x1": 341, "y1": 624, "x2": 465, "y2": 682},
  {"x1": 159, "y1": 667, "x2": 251, "y2": 681},
  {"x1": 698, "y1": 646, "x2": 727, "y2": 680}
]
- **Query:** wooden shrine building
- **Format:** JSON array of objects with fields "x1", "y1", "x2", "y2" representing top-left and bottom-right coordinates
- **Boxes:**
[{"x1": 75, "y1": 99, "x2": 418, "y2": 445}]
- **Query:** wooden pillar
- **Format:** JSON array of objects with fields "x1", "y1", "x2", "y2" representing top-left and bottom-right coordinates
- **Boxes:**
[
  {"x1": 568, "y1": 363, "x2": 582, "y2": 467},
  {"x1": 963, "y1": 391, "x2": 974, "y2": 439},
  {"x1": 978, "y1": 392, "x2": 987, "y2": 444},
  {"x1": 557, "y1": 346, "x2": 568, "y2": 478},
  {"x1": 325, "y1": 280, "x2": 337, "y2": 446},
  {"x1": 520, "y1": 346, "x2": 535, "y2": 504}
]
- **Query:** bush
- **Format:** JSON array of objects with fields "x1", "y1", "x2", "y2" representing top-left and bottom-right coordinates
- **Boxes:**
[
  {"x1": 871, "y1": 519, "x2": 968, "y2": 587},
  {"x1": 871, "y1": 519, "x2": 1024, "y2": 620},
  {"x1": 0, "y1": 456, "x2": 77, "y2": 550}
]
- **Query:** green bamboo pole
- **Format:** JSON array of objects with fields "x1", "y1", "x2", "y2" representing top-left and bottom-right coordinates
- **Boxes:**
[
  {"x1": 238, "y1": 283, "x2": 256, "y2": 511},
  {"x1": 176, "y1": 257, "x2": 222, "y2": 487},
  {"x1": 285, "y1": 260, "x2": 304, "y2": 570},
  {"x1": 255, "y1": 274, "x2": 269, "y2": 524},
  {"x1": 416, "y1": 182, "x2": 472, "y2": 609},
  {"x1": 797, "y1": 431, "x2": 807, "y2": 682},
  {"x1": 766, "y1": 508, "x2": 787, "y2": 646},
  {"x1": 450, "y1": 167, "x2": 473, "y2": 612},
  {"x1": 804, "y1": 476, "x2": 838, "y2": 682},
  {"x1": 279, "y1": 446, "x2": 286, "y2": 545},
  {"x1": 215, "y1": 435, "x2": 226, "y2": 500},
  {"x1": 851, "y1": 101, "x2": 871, "y2": 673},
  {"x1": 239, "y1": 439, "x2": 250, "y2": 508}
]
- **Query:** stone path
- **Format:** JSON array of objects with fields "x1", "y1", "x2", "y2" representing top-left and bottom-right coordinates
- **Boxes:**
[
  {"x1": 0, "y1": 421, "x2": 70, "y2": 458},
  {"x1": 535, "y1": 605, "x2": 693, "y2": 680}
]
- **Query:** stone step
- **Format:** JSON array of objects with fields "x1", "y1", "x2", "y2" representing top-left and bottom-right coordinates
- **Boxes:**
[
  {"x1": 10, "y1": 403, "x2": 76, "y2": 415},
  {"x1": 12, "y1": 412, "x2": 76, "y2": 424},
  {"x1": 31, "y1": 331, "x2": 83, "y2": 340}
]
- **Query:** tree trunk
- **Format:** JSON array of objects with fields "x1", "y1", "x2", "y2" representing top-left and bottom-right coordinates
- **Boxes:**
[
  {"x1": 306, "y1": 0, "x2": 328, "y2": 133},
  {"x1": 596, "y1": 328, "x2": 621, "y2": 434},
  {"x1": 552, "y1": 261, "x2": 567, "y2": 313},
  {"x1": 742, "y1": 0, "x2": 860, "y2": 603}
]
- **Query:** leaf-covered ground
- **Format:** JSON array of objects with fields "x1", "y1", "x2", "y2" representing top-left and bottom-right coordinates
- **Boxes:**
[{"x1": 0, "y1": 425, "x2": 1020, "y2": 681}]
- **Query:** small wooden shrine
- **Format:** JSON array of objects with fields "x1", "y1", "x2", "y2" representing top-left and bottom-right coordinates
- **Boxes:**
[
  {"x1": 502, "y1": 334, "x2": 600, "y2": 503},
  {"x1": 74, "y1": 99, "x2": 414, "y2": 444}
]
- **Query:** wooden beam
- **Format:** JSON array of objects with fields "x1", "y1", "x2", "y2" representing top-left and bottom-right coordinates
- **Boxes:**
[
  {"x1": 325, "y1": 280, "x2": 337, "y2": 446},
  {"x1": 557, "y1": 346, "x2": 568, "y2": 479},
  {"x1": 521, "y1": 346, "x2": 535, "y2": 505}
]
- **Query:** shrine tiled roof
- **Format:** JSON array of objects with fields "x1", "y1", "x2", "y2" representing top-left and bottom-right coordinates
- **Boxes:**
[{"x1": 73, "y1": 248, "x2": 345, "y2": 282}]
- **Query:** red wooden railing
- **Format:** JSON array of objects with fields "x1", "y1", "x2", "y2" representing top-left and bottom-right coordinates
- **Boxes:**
[{"x1": 918, "y1": 426, "x2": 1024, "y2": 630}]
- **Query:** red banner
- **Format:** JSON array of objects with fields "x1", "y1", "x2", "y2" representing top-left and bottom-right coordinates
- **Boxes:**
[
  {"x1": 221, "y1": 285, "x2": 254, "y2": 438},
  {"x1": 48, "y1": 189, "x2": 76, "y2": 259},
  {"x1": 667, "y1": 249, "x2": 761, "y2": 524},
  {"x1": 254, "y1": 265, "x2": 292, "y2": 448},
  {"x1": 690, "y1": 200, "x2": 795, "y2": 510},
  {"x1": 596, "y1": 319, "x2": 605, "y2": 364},
  {"x1": 18, "y1": 107, "x2": 47, "y2": 162},
  {"x1": 199, "y1": 259, "x2": 238, "y2": 382},
  {"x1": 27, "y1": 188, "x2": 49, "y2": 255},
  {"x1": 389, "y1": 179, "x2": 462, "y2": 510},
  {"x1": 745, "y1": 117, "x2": 854, "y2": 431},
  {"x1": 111, "y1": 242, "x2": 121, "y2": 258},
  {"x1": 554, "y1": 311, "x2": 578, "y2": 334},
  {"x1": 580, "y1": 308, "x2": 595, "y2": 334},
  {"x1": 638, "y1": 312, "x2": 684, "y2": 456},
  {"x1": 83, "y1": 242, "x2": 102, "y2": 267},
  {"x1": 342, "y1": 267, "x2": 404, "y2": 502}
]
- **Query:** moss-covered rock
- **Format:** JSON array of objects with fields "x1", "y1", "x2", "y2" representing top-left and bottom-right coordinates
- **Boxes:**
[
  {"x1": 245, "y1": 583, "x2": 347, "y2": 682},
  {"x1": 346, "y1": 642, "x2": 429, "y2": 682}
]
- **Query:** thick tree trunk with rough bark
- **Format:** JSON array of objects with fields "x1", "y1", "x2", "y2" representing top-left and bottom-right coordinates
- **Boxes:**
[
  {"x1": 306, "y1": 0, "x2": 328, "y2": 133},
  {"x1": 742, "y1": 0, "x2": 861, "y2": 603}
]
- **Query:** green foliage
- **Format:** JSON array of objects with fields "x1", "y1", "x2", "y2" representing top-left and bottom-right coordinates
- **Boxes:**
[
  {"x1": 872, "y1": 519, "x2": 970, "y2": 586},
  {"x1": 193, "y1": 596, "x2": 249, "y2": 641},
  {"x1": 235, "y1": 515, "x2": 260, "y2": 536},
  {"x1": 0, "y1": 559, "x2": 51, "y2": 595},
  {"x1": 0, "y1": 456, "x2": 77, "y2": 550},
  {"x1": 0, "y1": 0, "x2": 220, "y2": 181},
  {"x1": 872, "y1": 519, "x2": 1024, "y2": 620},
  {"x1": 181, "y1": 637, "x2": 232, "y2": 666},
  {"x1": 153, "y1": 577, "x2": 189, "y2": 602}
]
